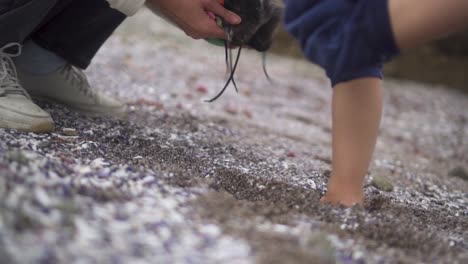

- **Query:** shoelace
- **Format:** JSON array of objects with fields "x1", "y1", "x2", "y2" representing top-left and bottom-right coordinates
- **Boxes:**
[
  {"x1": 0, "y1": 43, "x2": 29, "y2": 98},
  {"x1": 59, "y1": 65, "x2": 98, "y2": 101}
]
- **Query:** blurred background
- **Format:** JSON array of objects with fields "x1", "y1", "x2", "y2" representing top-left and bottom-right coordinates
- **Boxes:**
[{"x1": 270, "y1": 26, "x2": 468, "y2": 94}]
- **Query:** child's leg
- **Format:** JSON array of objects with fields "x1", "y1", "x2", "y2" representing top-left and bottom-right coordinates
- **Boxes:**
[
  {"x1": 322, "y1": 78, "x2": 383, "y2": 206},
  {"x1": 389, "y1": 0, "x2": 468, "y2": 50},
  {"x1": 321, "y1": 0, "x2": 468, "y2": 207}
]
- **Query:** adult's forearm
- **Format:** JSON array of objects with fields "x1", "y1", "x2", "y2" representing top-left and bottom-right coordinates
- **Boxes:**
[
  {"x1": 389, "y1": 0, "x2": 468, "y2": 50},
  {"x1": 144, "y1": 0, "x2": 240, "y2": 39}
]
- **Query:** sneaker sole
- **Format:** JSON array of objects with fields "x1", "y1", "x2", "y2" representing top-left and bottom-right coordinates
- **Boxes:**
[
  {"x1": 0, "y1": 118, "x2": 55, "y2": 133},
  {"x1": 32, "y1": 96, "x2": 128, "y2": 118}
]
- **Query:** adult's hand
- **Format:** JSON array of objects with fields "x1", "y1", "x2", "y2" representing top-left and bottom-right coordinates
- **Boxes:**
[{"x1": 146, "y1": 0, "x2": 241, "y2": 39}]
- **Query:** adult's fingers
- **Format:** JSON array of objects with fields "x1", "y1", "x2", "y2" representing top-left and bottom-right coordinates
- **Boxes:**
[
  {"x1": 203, "y1": 0, "x2": 242, "y2": 25},
  {"x1": 188, "y1": 15, "x2": 226, "y2": 39}
]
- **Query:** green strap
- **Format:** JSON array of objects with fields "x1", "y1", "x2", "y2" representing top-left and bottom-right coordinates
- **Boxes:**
[{"x1": 205, "y1": 16, "x2": 225, "y2": 47}]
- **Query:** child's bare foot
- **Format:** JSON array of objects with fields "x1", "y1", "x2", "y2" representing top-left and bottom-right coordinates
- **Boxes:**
[
  {"x1": 320, "y1": 193, "x2": 364, "y2": 207},
  {"x1": 320, "y1": 176, "x2": 365, "y2": 207}
]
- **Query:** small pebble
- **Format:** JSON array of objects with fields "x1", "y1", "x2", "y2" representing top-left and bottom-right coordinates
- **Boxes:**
[
  {"x1": 448, "y1": 166, "x2": 468, "y2": 181},
  {"x1": 5, "y1": 149, "x2": 29, "y2": 165},
  {"x1": 63, "y1": 128, "x2": 79, "y2": 137},
  {"x1": 196, "y1": 85, "x2": 208, "y2": 94},
  {"x1": 38, "y1": 141, "x2": 51, "y2": 148},
  {"x1": 243, "y1": 109, "x2": 253, "y2": 119},
  {"x1": 224, "y1": 105, "x2": 238, "y2": 115},
  {"x1": 305, "y1": 232, "x2": 336, "y2": 263},
  {"x1": 371, "y1": 175, "x2": 394, "y2": 192},
  {"x1": 184, "y1": 93, "x2": 194, "y2": 100},
  {"x1": 242, "y1": 89, "x2": 252, "y2": 97},
  {"x1": 129, "y1": 99, "x2": 164, "y2": 109}
]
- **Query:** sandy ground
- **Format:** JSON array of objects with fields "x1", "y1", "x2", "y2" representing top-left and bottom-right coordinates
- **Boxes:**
[{"x1": 1, "y1": 11, "x2": 467, "y2": 264}]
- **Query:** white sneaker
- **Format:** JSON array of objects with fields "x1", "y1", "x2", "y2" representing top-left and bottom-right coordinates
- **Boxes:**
[
  {"x1": 0, "y1": 43, "x2": 54, "y2": 133},
  {"x1": 18, "y1": 64, "x2": 126, "y2": 117}
]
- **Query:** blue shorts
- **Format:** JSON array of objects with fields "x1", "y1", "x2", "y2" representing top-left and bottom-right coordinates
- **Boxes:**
[{"x1": 284, "y1": 0, "x2": 399, "y2": 86}]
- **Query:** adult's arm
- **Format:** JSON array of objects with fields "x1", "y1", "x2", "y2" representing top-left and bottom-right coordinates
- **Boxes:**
[
  {"x1": 145, "y1": 0, "x2": 241, "y2": 39},
  {"x1": 105, "y1": 0, "x2": 241, "y2": 40}
]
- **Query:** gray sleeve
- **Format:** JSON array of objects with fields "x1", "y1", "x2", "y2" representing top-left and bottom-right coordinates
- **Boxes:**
[{"x1": 106, "y1": 0, "x2": 146, "y2": 16}]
